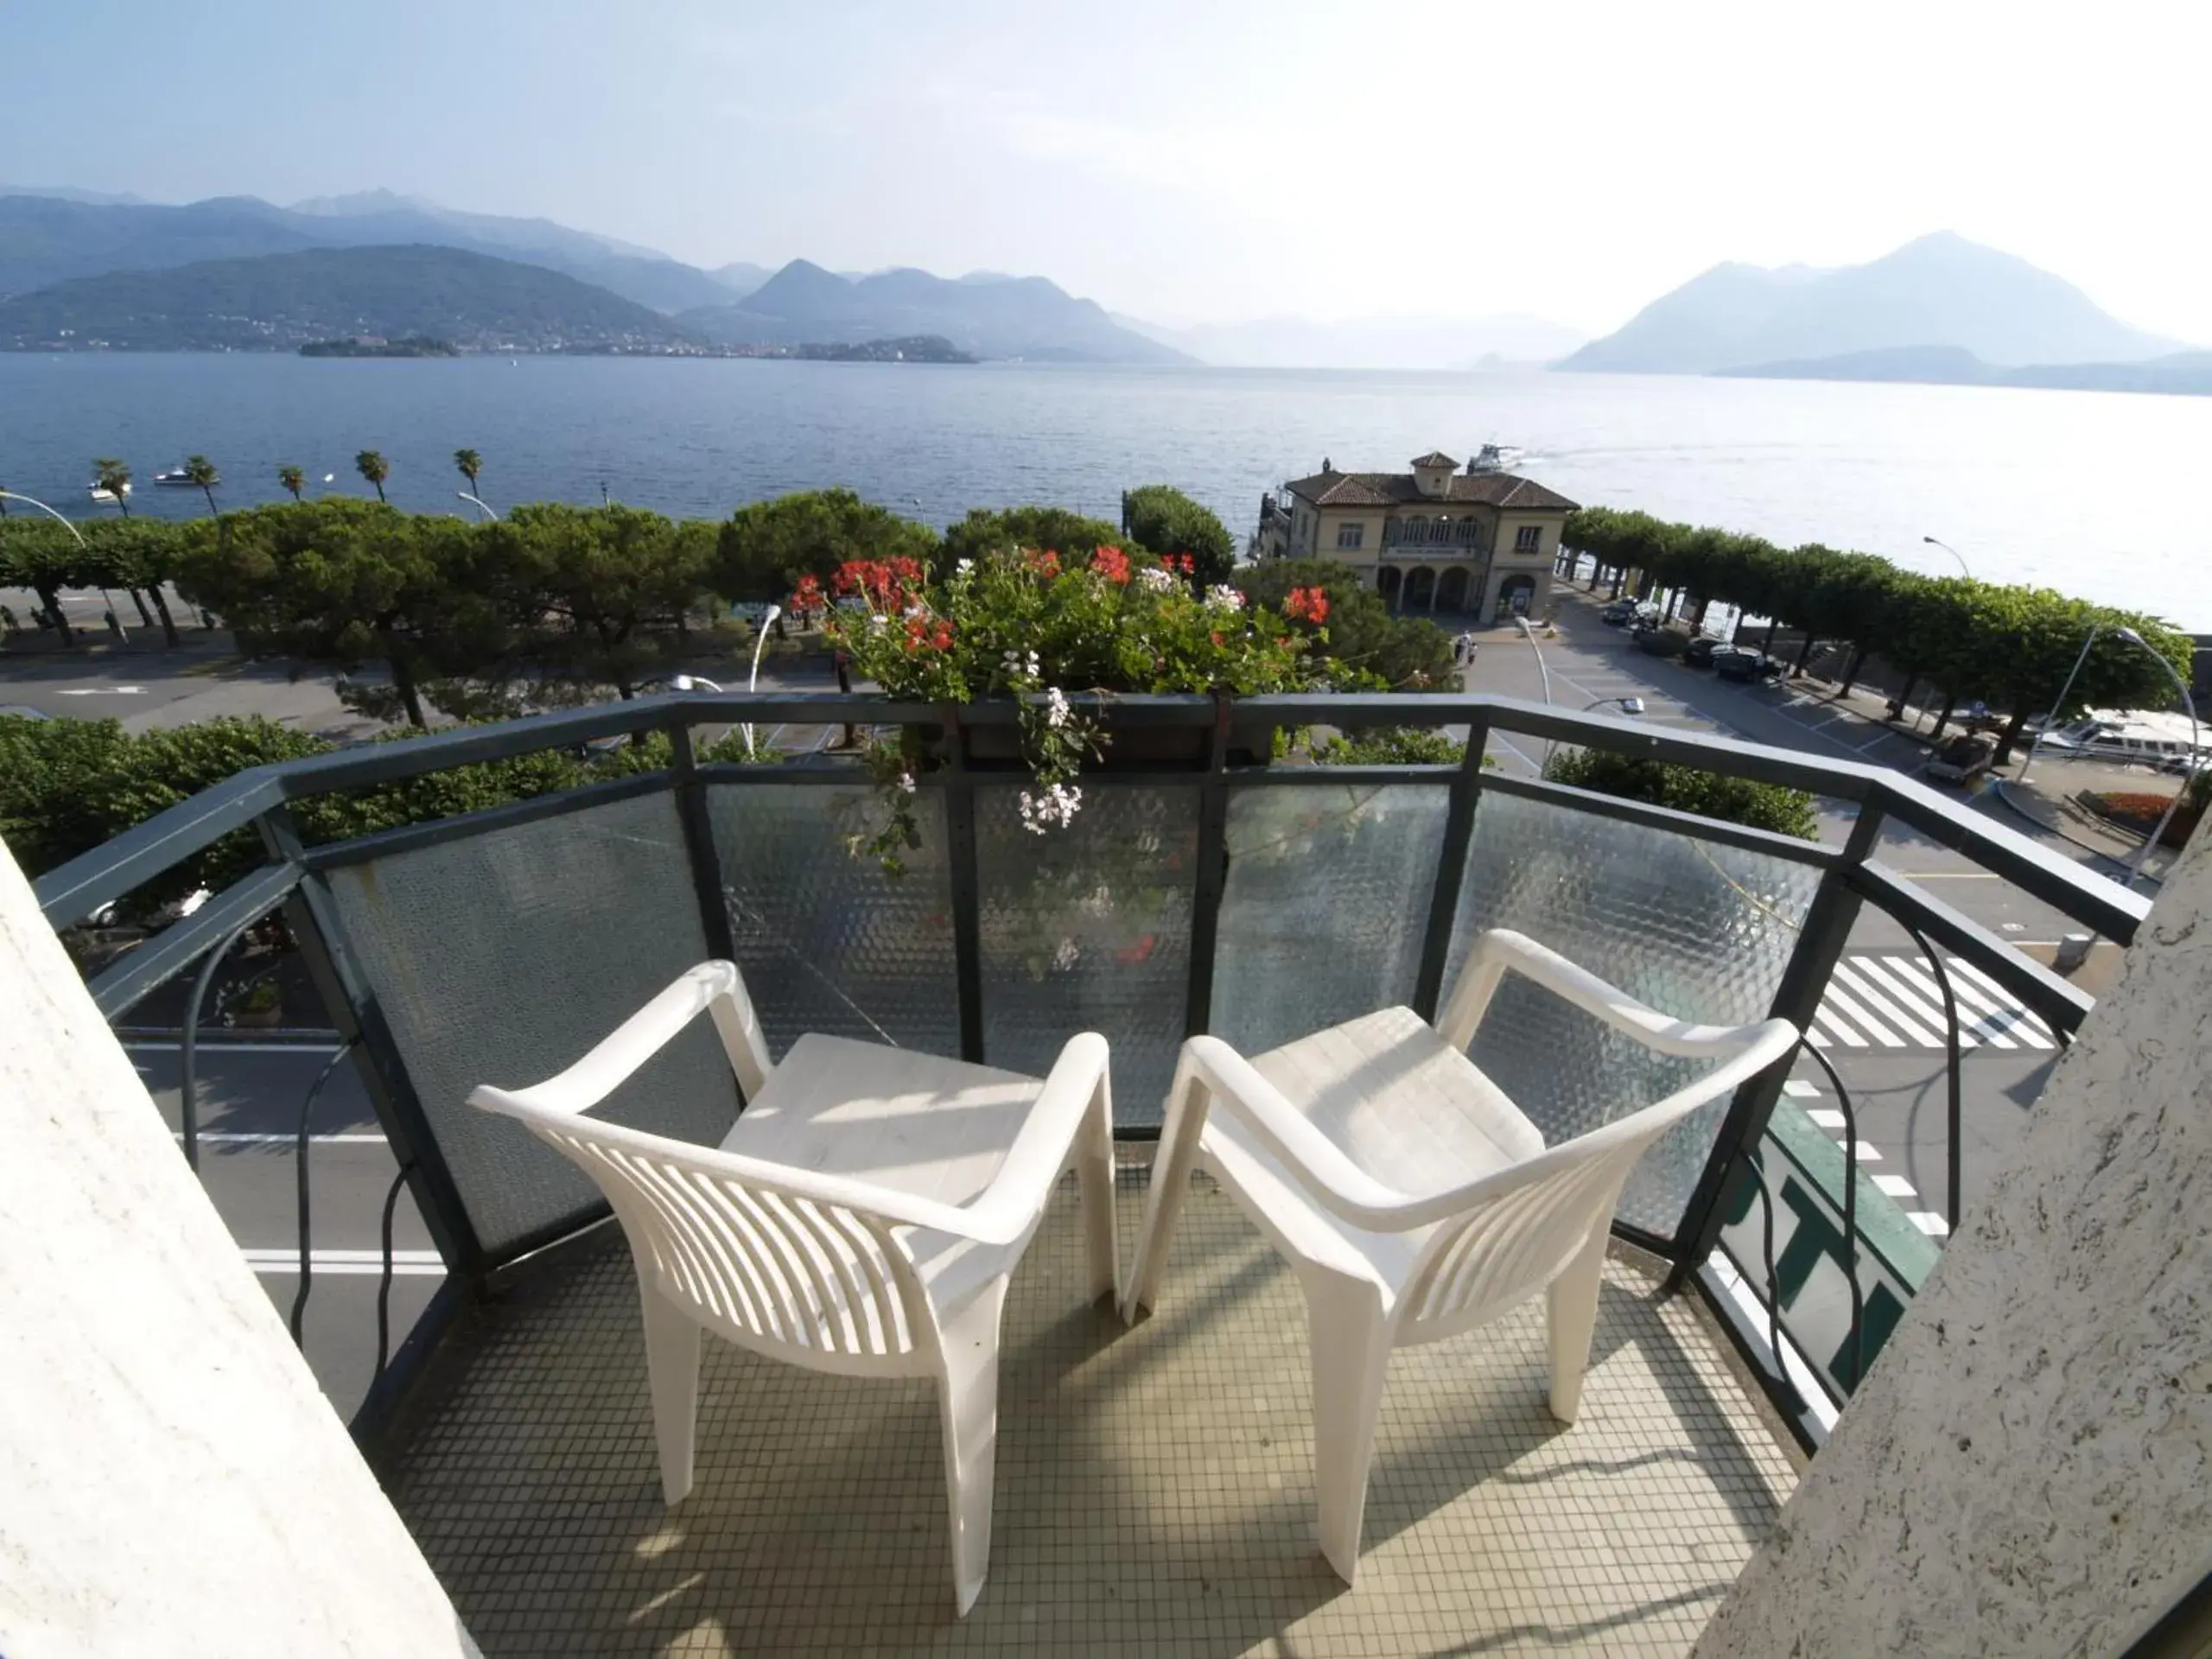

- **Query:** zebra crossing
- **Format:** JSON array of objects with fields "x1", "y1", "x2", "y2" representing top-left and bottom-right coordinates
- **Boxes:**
[{"x1": 1810, "y1": 955, "x2": 2056, "y2": 1051}]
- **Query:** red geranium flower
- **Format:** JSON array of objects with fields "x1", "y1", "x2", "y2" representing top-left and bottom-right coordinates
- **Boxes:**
[
  {"x1": 1282, "y1": 585, "x2": 1331, "y2": 625},
  {"x1": 1091, "y1": 545, "x2": 1131, "y2": 584},
  {"x1": 1022, "y1": 547, "x2": 1062, "y2": 577}
]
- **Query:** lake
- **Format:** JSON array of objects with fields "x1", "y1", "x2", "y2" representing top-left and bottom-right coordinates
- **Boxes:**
[{"x1": 2, "y1": 353, "x2": 2206, "y2": 627}]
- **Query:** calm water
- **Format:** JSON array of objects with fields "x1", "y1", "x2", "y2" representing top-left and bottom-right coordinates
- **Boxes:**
[{"x1": 3, "y1": 353, "x2": 2206, "y2": 626}]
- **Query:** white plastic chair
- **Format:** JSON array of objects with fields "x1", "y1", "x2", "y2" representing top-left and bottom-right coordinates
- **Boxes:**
[
  {"x1": 1123, "y1": 927, "x2": 1798, "y2": 1583},
  {"x1": 469, "y1": 962, "x2": 1120, "y2": 1616}
]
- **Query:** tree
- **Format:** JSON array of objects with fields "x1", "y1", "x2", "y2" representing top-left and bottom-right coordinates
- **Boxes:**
[
  {"x1": 939, "y1": 505, "x2": 1124, "y2": 574},
  {"x1": 477, "y1": 504, "x2": 715, "y2": 702},
  {"x1": 1234, "y1": 557, "x2": 1456, "y2": 689},
  {"x1": 182, "y1": 454, "x2": 221, "y2": 518},
  {"x1": 277, "y1": 465, "x2": 306, "y2": 502},
  {"x1": 92, "y1": 457, "x2": 132, "y2": 517},
  {"x1": 79, "y1": 517, "x2": 187, "y2": 646},
  {"x1": 716, "y1": 488, "x2": 940, "y2": 601},
  {"x1": 1544, "y1": 747, "x2": 1820, "y2": 840},
  {"x1": 355, "y1": 449, "x2": 390, "y2": 503},
  {"x1": 0, "y1": 518, "x2": 86, "y2": 645},
  {"x1": 176, "y1": 499, "x2": 461, "y2": 728},
  {"x1": 454, "y1": 448, "x2": 485, "y2": 512},
  {"x1": 1122, "y1": 486, "x2": 1236, "y2": 583}
]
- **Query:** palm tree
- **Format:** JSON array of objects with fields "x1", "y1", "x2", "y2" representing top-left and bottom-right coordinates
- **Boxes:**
[
  {"x1": 277, "y1": 465, "x2": 305, "y2": 502},
  {"x1": 183, "y1": 454, "x2": 221, "y2": 518},
  {"x1": 92, "y1": 457, "x2": 131, "y2": 517},
  {"x1": 355, "y1": 450, "x2": 390, "y2": 503},
  {"x1": 454, "y1": 448, "x2": 484, "y2": 505}
]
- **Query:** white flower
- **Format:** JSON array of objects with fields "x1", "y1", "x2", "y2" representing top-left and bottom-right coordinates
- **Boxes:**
[
  {"x1": 898, "y1": 771, "x2": 917, "y2": 795},
  {"x1": 867, "y1": 612, "x2": 889, "y2": 632},
  {"x1": 1045, "y1": 686, "x2": 1071, "y2": 729},
  {"x1": 957, "y1": 558, "x2": 975, "y2": 575},
  {"x1": 1205, "y1": 585, "x2": 1245, "y2": 611},
  {"x1": 1136, "y1": 566, "x2": 1175, "y2": 593},
  {"x1": 1052, "y1": 938, "x2": 1080, "y2": 971},
  {"x1": 1017, "y1": 782, "x2": 1084, "y2": 835}
]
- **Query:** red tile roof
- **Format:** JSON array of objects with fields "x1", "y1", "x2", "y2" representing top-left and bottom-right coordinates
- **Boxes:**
[{"x1": 1282, "y1": 469, "x2": 1579, "y2": 512}]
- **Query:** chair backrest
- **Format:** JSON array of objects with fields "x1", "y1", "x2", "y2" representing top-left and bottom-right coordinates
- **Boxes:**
[
  {"x1": 518, "y1": 1112, "x2": 926, "y2": 1364},
  {"x1": 1395, "y1": 1093, "x2": 1697, "y2": 1340}
]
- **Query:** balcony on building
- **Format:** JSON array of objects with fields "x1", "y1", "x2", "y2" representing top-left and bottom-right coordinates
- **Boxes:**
[{"x1": 16, "y1": 687, "x2": 2164, "y2": 1656}]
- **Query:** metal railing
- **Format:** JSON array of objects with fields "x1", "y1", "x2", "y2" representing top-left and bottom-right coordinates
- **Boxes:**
[{"x1": 29, "y1": 689, "x2": 2145, "y2": 1452}]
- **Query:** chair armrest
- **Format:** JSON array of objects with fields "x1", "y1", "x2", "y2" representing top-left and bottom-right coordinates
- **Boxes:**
[
  {"x1": 467, "y1": 961, "x2": 766, "y2": 1119},
  {"x1": 943, "y1": 1031, "x2": 1111, "y2": 1246},
  {"x1": 1438, "y1": 928, "x2": 1777, "y2": 1058}
]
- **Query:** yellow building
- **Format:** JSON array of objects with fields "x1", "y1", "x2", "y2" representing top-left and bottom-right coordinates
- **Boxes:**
[{"x1": 1255, "y1": 450, "x2": 1577, "y2": 621}]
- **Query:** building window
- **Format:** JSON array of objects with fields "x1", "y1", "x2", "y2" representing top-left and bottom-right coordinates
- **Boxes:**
[
  {"x1": 1513, "y1": 524, "x2": 1541, "y2": 553},
  {"x1": 1336, "y1": 522, "x2": 1364, "y2": 550}
]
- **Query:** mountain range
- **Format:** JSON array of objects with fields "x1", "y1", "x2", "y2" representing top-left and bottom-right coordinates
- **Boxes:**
[
  {"x1": 0, "y1": 245, "x2": 693, "y2": 353},
  {"x1": 0, "y1": 189, "x2": 1178, "y2": 362},
  {"x1": 1565, "y1": 232, "x2": 2179, "y2": 376}
]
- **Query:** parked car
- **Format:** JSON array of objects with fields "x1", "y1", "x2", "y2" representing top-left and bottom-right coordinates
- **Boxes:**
[
  {"x1": 1713, "y1": 646, "x2": 1783, "y2": 683},
  {"x1": 1599, "y1": 599, "x2": 1647, "y2": 626},
  {"x1": 1683, "y1": 637, "x2": 1723, "y2": 669}
]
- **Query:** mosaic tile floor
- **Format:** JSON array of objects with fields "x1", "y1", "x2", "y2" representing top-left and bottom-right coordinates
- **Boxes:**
[{"x1": 384, "y1": 1167, "x2": 1797, "y2": 1656}]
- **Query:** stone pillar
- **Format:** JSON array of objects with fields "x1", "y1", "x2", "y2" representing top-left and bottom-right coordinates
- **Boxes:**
[
  {"x1": 0, "y1": 842, "x2": 479, "y2": 1657},
  {"x1": 1694, "y1": 828, "x2": 2212, "y2": 1659}
]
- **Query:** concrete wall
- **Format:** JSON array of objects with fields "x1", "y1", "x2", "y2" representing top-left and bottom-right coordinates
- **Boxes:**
[
  {"x1": 0, "y1": 842, "x2": 478, "y2": 1658},
  {"x1": 1694, "y1": 829, "x2": 2212, "y2": 1658}
]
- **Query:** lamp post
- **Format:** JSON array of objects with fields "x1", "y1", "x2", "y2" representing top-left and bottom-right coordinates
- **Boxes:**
[
  {"x1": 1921, "y1": 536, "x2": 1972, "y2": 580},
  {"x1": 2115, "y1": 628, "x2": 2200, "y2": 889},
  {"x1": 456, "y1": 492, "x2": 500, "y2": 522},
  {"x1": 1581, "y1": 696, "x2": 1646, "y2": 715},
  {"x1": 2017, "y1": 625, "x2": 2103, "y2": 785},
  {"x1": 0, "y1": 489, "x2": 124, "y2": 643},
  {"x1": 1516, "y1": 614, "x2": 1553, "y2": 707}
]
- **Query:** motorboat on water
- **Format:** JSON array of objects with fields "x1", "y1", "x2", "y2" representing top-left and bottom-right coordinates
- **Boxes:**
[
  {"x1": 1466, "y1": 442, "x2": 1524, "y2": 474},
  {"x1": 151, "y1": 467, "x2": 200, "y2": 486},
  {"x1": 87, "y1": 480, "x2": 130, "y2": 502}
]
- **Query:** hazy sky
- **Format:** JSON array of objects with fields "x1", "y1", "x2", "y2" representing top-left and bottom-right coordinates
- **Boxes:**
[{"x1": 6, "y1": 0, "x2": 2207, "y2": 339}]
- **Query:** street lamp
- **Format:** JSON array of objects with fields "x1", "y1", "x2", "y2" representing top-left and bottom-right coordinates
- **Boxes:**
[
  {"x1": 2017, "y1": 624, "x2": 2106, "y2": 785},
  {"x1": 1516, "y1": 614, "x2": 1553, "y2": 708},
  {"x1": 1921, "y1": 536, "x2": 1972, "y2": 580},
  {"x1": 1582, "y1": 696, "x2": 1646, "y2": 715},
  {"x1": 456, "y1": 492, "x2": 500, "y2": 521},
  {"x1": 2114, "y1": 627, "x2": 2201, "y2": 890},
  {"x1": 0, "y1": 489, "x2": 124, "y2": 643}
]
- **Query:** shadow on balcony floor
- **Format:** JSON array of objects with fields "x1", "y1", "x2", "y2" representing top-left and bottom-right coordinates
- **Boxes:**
[{"x1": 382, "y1": 1169, "x2": 1796, "y2": 1656}]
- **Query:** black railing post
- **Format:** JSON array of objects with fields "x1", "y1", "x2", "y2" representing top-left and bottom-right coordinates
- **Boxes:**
[
  {"x1": 941, "y1": 704, "x2": 987, "y2": 1064},
  {"x1": 1182, "y1": 693, "x2": 1235, "y2": 1038},
  {"x1": 1665, "y1": 803, "x2": 1885, "y2": 1291},
  {"x1": 1411, "y1": 713, "x2": 1491, "y2": 1022},
  {"x1": 667, "y1": 718, "x2": 738, "y2": 964},
  {"x1": 258, "y1": 807, "x2": 487, "y2": 1277}
]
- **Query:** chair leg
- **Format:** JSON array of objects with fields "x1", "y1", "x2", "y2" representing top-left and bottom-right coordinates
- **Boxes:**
[
  {"x1": 1122, "y1": 1067, "x2": 1208, "y2": 1321},
  {"x1": 1076, "y1": 1073, "x2": 1121, "y2": 1308},
  {"x1": 1306, "y1": 1270, "x2": 1393, "y2": 1586},
  {"x1": 1547, "y1": 1224, "x2": 1610, "y2": 1425},
  {"x1": 934, "y1": 1274, "x2": 1012, "y2": 1617},
  {"x1": 639, "y1": 1287, "x2": 702, "y2": 1504}
]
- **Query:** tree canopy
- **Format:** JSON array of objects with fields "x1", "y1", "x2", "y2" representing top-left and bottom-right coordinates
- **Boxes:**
[
  {"x1": 1234, "y1": 557, "x2": 1457, "y2": 690},
  {"x1": 1543, "y1": 747, "x2": 1821, "y2": 840},
  {"x1": 940, "y1": 505, "x2": 1125, "y2": 571},
  {"x1": 1121, "y1": 485, "x2": 1236, "y2": 583},
  {"x1": 716, "y1": 487, "x2": 940, "y2": 600}
]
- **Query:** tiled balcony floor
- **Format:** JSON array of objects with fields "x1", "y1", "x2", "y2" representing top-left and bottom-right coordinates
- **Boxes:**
[{"x1": 383, "y1": 1167, "x2": 1799, "y2": 1656}]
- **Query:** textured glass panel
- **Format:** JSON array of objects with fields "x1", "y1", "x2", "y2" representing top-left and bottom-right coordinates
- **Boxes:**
[
  {"x1": 1211, "y1": 783, "x2": 1449, "y2": 1058},
  {"x1": 976, "y1": 785, "x2": 1198, "y2": 1124},
  {"x1": 327, "y1": 790, "x2": 736, "y2": 1256},
  {"x1": 707, "y1": 783, "x2": 960, "y2": 1059},
  {"x1": 1443, "y1": 790, "x2": 1821, "y2": 1236}
]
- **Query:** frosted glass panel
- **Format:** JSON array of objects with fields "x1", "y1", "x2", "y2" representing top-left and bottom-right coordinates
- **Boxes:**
[
  {"x1": 327, "y1": 789, "x2": 735, "y2": 1256},
  {"x1": 1211, "y1": 782, "x2": 1449, "y2": 1057},
  {"x1": 1443, "y1": 789, "x2": 1820, "y2": 1236},
  {"x1": 976, "y1": 785, "x2": 1198, "y2": 1124},
  {"x1": 707, "y1": 783, "x2": 960, "y2": 1059}
]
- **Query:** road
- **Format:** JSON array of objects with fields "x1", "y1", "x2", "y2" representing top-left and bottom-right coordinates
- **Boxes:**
[{"x1": 1463, "y1": 590, "x2": 2113, "y2": 1234}]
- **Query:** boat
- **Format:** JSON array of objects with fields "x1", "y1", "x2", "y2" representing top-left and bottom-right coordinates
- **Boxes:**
[
  {"x1": 87, "y1": 480, "x2": 130, "y2": 503},
  {"x1": 151, "y1": 467, "x2": 200, "y2": 487},
  {"x1": 1466, "y1": 442, "x2": 1524, "y2": 474}
]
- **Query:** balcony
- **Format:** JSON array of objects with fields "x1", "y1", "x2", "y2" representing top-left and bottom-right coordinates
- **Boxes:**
[
  {"x1": 26, "y1": 690, "x2": 2145, "y2": 1654},
  {"x1": 1382, "y1": 527, "x2": 1491, "y2": 558}
]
